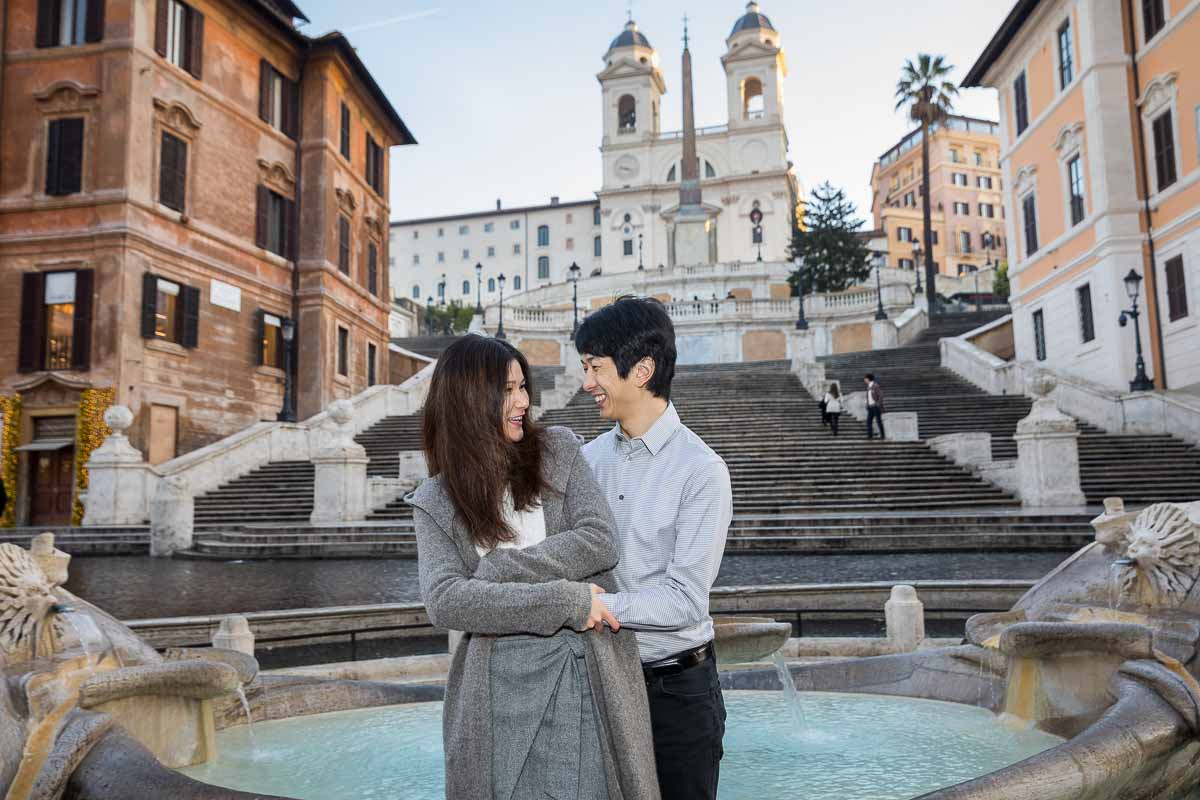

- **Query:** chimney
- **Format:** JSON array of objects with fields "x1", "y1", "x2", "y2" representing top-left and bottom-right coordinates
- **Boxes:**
[
  {"x1": 550, "y1": 196, "x2": 560, "y2": 206},
  {"x1": 496, "y1": 198, "x2": 502, "y2": 210}
]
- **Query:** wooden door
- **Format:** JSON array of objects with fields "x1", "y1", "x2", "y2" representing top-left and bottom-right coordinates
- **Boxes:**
[
  {"x1": 148, "y1": 405, "x2": 178, "y2": 465},
  {"x1": 30, "y1": 448, "x2": 74, "y2": 525}
]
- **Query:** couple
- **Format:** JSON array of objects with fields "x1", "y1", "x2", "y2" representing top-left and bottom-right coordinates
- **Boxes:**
[{"x1": 410, "y1": 297, "x2": 732, "y2": 800}]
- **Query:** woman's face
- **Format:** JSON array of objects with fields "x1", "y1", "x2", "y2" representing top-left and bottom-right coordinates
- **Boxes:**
[{"x1": 502, "y1": 359, "x2": 530, "y2": 442}]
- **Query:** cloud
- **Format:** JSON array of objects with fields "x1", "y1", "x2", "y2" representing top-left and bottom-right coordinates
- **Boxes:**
[{"x1": 342, "y1": 8, "x2": 441, "y2": 33}]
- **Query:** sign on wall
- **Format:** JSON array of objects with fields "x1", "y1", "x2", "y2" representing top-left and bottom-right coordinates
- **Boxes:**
[{"x1": 209, "y1": 279, "x2": 242, "y2": 312}]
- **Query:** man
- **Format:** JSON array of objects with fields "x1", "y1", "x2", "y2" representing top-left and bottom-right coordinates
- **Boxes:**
[
  {"x1": 864, "y1": 373, "x2": 886, "y2": 440},
  {"x1": 575, "y1": 296, "x2": 733, "y2": 800}
]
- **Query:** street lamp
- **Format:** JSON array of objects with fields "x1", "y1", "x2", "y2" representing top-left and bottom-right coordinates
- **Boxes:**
[
  {"x1": 568, "y1": 261, "x2": 581, "y2": 336},
  {"x1": 750, "y1": 205, "x2": 764, "y2": 262},
  {"x1": 874, "y1": 252, "x2": 888, "y2": 320},
  {"x1": 1118, "y1": 269, "x2": 1154, "y2": 392},
  {"x1": 474, "y1": 262, "x2": 483, "y2": 314},
  {"x1": 793, "y1": 256, "x2": 808, "y2": 330},
  {"x1": 637, "y1": 234, "x2": 644, "y2": 271},
  {"x1": 425, "y1": 296, "x2": 434, "y2": 335},
  {"x1": 496, "y1": 273, "x2": 507, "y2": 340},
  {"x1": 911, "y1": 240, "x2": 923, "y2": 294},
  {"x1": 438, "y1": 273, "x2": 446, "y2": 306},
  {"x1": 979, "y1": 233, "x2": 994, "y2": 314},
  {"x1": 276, "y1": 317, "x2": 296, "y2": 422}
]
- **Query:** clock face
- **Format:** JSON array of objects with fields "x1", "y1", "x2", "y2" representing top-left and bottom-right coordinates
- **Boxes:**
[{"x1": 615, "y1": 155, "x2": 640, "y2": 179}]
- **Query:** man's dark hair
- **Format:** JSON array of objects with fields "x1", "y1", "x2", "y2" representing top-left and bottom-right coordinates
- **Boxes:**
[
  {"x1": 574, "y1": 295, "x2": 676, "y2": 400},
  {"x1": 865, "y1": 373, "x2": 875, "y2": 382}
]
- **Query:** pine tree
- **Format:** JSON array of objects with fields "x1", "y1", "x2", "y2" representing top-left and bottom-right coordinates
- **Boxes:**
[{"x1": 787, "y1": 182, "x2": 872, "y2": 295}]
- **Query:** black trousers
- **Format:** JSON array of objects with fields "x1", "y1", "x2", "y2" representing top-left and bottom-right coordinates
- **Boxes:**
[
  {"x1": 866, "y1": 406, "x2": 886, "y2": 439},
  {"x1": 645, "y1": 655, "x2": 726, "y2": 800},
  {"x1": 829, "y1": 412, "x2": 840, "y2": 435}
]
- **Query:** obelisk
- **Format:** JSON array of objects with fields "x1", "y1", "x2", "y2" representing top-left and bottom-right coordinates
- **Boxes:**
[{"x1": 673, "y1": 17, "x2": 715, "y2": 266}]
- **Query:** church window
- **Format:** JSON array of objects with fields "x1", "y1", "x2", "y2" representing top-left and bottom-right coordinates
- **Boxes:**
[
  {"x1": 666, "y1": 164, "x2": 677, "y2": 183},
  {"x1": 593, "y1": 206, "x2": 601, "y2": 225},
  {"x1": 462, "y1": 280, "x2": 470, "y2": 295},
  {"x1": 488, "y1": 277, "x2": 495, "y2": 292},
  {"x1": 537, "y1": 225, "x2": 549, "y2": 247},
  {"x1": 623, "y1": 239, "x2": 633, "y2": 256},
  {"x1": 704, "y1": 161, "x2": 716, "y2": 179},
  {"x1": 617, "y1": 94, "x2": 636, "y2": 131},
  {"x1": 623, "y1": 213, "x2": 631, "y2": 223},
  {"x1": 743, "y1": 77, "x2": 764, "y2": 120},
  {"x1": 411, "y1": 284, "x2": 420, "y2": 299},
  {"x1": 537, "y1": 257, "x2": 549, "y2": 279},
  {"x1": 513, "y1": 243, "x2": 521, "y2": 255},
  {"x1": 594, "y1": 236, "x2": 602, "y2": 257},
  {"x1": 513, "y1": 276, "x2": 521, "y2": 290}
]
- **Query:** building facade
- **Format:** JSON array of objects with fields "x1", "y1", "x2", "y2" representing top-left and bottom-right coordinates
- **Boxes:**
[
  {"x1": 389, "y1": 2, "x2": 800, "y2": 310},
  {"x1": 870, "y1": 116, "x2": 1007, "y2": 279},
  {"x1": 964, "y1": 0, "x2": 1200, "y2": 393},
  {"x1": 0, "y1": 0, "x2": 413, "y2": 525}
]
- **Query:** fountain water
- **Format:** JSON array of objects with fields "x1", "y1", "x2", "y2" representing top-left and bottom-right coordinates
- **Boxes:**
[{"x1": 770, "y1": 651, "x2": 806, "y2": 733}]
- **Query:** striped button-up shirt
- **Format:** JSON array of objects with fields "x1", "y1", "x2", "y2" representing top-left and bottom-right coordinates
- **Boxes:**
[{"x1": 582, "y1": 402, "x2": 732, "y2": 662}]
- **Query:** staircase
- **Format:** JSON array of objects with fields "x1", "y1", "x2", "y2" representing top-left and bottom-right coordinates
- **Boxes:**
[{"x1": 818, "y1": 312, "x2": 1200, "y2": 506}]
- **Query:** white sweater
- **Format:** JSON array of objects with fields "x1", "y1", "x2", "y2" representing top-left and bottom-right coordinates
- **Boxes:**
[{"x1": 823, "y1": 393, "x2": 843, "y2": 414}]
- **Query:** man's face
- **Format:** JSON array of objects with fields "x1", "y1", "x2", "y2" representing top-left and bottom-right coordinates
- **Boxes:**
[
  {"x1": 580, "y1": 354, "x2": 642, "y2": 422},
  {"x1": 864, "y1": 377, "x2": 870, "y2": 386}
]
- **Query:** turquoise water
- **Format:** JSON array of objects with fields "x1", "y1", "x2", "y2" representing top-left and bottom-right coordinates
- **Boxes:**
[{"x1": 180, "y1": 691, "x2": 1061, "y2": 799}]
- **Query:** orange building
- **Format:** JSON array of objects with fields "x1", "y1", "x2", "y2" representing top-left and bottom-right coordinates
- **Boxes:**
[
  {"x1": 870, "y1": 115, "x2": 1007, "y2": 279},
  {"x1": 964, "y1": 0, "x2": 1198, "y2": 394},
  {"x1": 0, "y1": 0, "x2": 414, "y2": 525}
]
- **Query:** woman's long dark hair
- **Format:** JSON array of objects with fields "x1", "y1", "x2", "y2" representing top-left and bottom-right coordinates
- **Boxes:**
[
  {"x1": 422, "y1": 336, "x2": 551, "y2": 550},
  {"x1": 829, "y1": 382, "x2": 841, "y2": 399}
]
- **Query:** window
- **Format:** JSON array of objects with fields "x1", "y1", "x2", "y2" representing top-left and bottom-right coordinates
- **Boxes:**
[
  {"x1": 339, "y1": 102, "x2": 351, "y2": 159},
  {"x1": 897, "y1": 227, "x2": 913, "y2": 242},
  {"x1": 903, "y1": 191, "x2": 915, "y2": 207},
  {"x1": 484, "y1": 222, "x2": 494, "y2": 233},
  {"x1": 1067, "y1": 156, "x2": 1085, "y2": 225},
  {"x1": 487, "y1": 245, "x2": 495, "y2": 257},
  {"x1": 618, "y1": 94, "x2": 636, "y2": 131},
  {"x1": 437, "y1": 251, "x2": 445, "y2": 262},
  {"x1": 594, "y1": 236, "x2": 602, "y2": 257},
  {"x1": 510, "y1": 220, "x2": 520, "y2": 230},
  {"x1": 623, "y1": 239, "x2": 633, "y2": 256},
  {"x1": 1057, "y1": 20, "x2": 1074, "y2": 88},
  {"x1": 513, "y1": 276, "x2": 521, "y2": 290},
  {"x1": 666, "y1": 164, "x2": 677, "y2": 183},
  {"x1": 980, "y1": 203, "x2": 996, "y2": 218},
  {"x1": 437, "y1": 227, "x2": 444, "y2": 237},
  {"x1": 337, "y1": 216, "x2": 351, "y2": 275},
  {"x1": 932, "y1": 231, "x2": 939, "y2": 245},
  {"x1": 367, "y1": 243, "x2": 378, "y2": 296},
  {"x1": 462, "y1": 280, "x2": 470, "y2": 295},
  {"x1": 898, "y1": 258, "x2": 914, "y2": 270},
  {"x1": 258, "y1": 60, "x2": 297, "y2": 137},
  {"x1": 593, "y1": 206, "x2": 601, "y2": 225},
  {"x1": 958, "y1": 231, "x2": 972, "y2": 253},
  {"x1": 488, "y1": 277, "x2": 496, "y2": 292},
  {"x1": 255, "y1": 186, "x2": 293, "y2": 259},
  {"x1": 1022, "y1": 193, "x2": 1039, "y2": 256},
  {"x1": 950, "y1": 148, "x2": 961, "y2": 163},
  {"x1": 367, "y1": 342, "x2": 377, "y2": 387},
  {"x1": 153, "y1": 0, "x2": 202, "y2": 77},
  {"x1": 412, "y1": 254, "x2": 419, "y2": 265},
  {"x1": 18, "y1": 269, "x2": 93, "y2": 372},
  {"x1": 35, "y1": 0, "x2": 104, "y2": 47},
  {"x1": 1165, "y1": 255, "x2": 1189, "y2": 321},
  {"x1": 336, "y1": 326, "x2": 348, "y2": 377},
  {"x1": 140, "y1": 273, "x2": 198, "y2": 348},
  {"x1": 513, "y1": 244, "x2": 521, "y2": 255},
  {"x1": 566, "y1": 238, "x2": 574, "y2": 250},
  {"x1": 977, "y1": 176, "x2": 993, "y2": 189},
  {"x1": 952, "y1": 172, "x2": 968, "y2": 186},
  {"x1": 462, "y1": 249, "x2": 469, "y2": 260},
  {"x1": 458, "y1": 225, "x2": 469, "y2": 235},
  {"x1": 1077, "y1": 284, "x2": 1095, "y2": 343},
  {"x1": 411, "y1": 284, "x2": 420, "y2": 299},
  {"x1": 537, "y1": 256, "x2": 549, "y2": 279},
  {"x1": 1033, "y1": 309, "x2": 1047, "y2": 361},
  {"x1": 1152, "y1": 110, "x2": 1177, "y2": 192},
  {"x1": 158, "y1": 131, "x2": 187, "y2": 212},
  {"x1": 705, "y1": 161, "x2": 716, "y2": 179},
  {"x1": 1143, "y1": 0, "x2": 1166, "y2": 42},
  {"x1": 256, "y1": 311, "x2": 284, "y2": 369},
  {"x1": 957, "y1": 264, "x2": 972, "y2": 276},
  {"x1": 974, "y1": 151, "x2": 984, "y2": 166},
  {"x1": 953, "y1": 202, "x2": 970, "y2": 215},
  {"x1": 365, "y1": 134, "x2": 384, "y2": 193},
  {"x1": 45, "y1": 118, "x2": 84, "y2": 196},
  {"x1": 566, "y1": 213, "x2": 574, "y2": 224},
  {"x1": 537, "y1": 225, "x2": 550, "y2": 247},
  {"x1": 1013, "y1": 72, "x2": 1029, "y2": 136}
]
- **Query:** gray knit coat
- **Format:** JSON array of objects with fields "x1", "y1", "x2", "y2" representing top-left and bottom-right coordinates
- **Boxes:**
[{"x1": 409, "y1": 426, "x2": 661, "y2": 800}]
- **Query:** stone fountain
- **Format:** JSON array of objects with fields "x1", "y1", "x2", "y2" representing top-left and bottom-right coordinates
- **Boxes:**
[{"x1": 0, "y1": 535, "x2": 287, "y2": 800}]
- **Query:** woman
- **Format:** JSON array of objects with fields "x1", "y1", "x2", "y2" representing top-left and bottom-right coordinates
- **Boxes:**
[
  {"x1": 823, "y1": 381, "x2": 843, "y2": 436},
  {"x1": 409, "y1": 336, "x2": 660, "y2": 800}
]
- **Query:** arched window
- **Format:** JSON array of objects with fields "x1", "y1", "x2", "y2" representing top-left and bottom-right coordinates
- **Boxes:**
[
  {"x1": 513, "y1": 275, "x2": 521, "y2": 290},
  {"x1": 666, "y1": 164, "x2": 677, "y2": 182},
  {"x1": 537, "y1": 225, "x2": 550, "y2": 247},
  {"x1": 590, "y1": 267, "x2": 603, "y2": 277},
  {"x1": 594, "y1": 236, "x2": 602, "y2": 257},
  {"x1": 462, "y1": 280, "x2": 470, "y2": 295},
  {"x1": 617, "y1": 94, "x2": 636, "y2": 131},
  {"x1": 411, "y1": 284, "x2": 420, "y2": 299},
  {"x1": 593, "y1": 206, "x2": 601, "y2": 225},
  {"x1": 743, "y1": 77, "x2": 764, "y2": 119},
  {"x1": 537, "y1": 256, "x2": 550, "y2": 279},
  {"x1": 487, "y1": 277, "x2": 495, "y2": 292},
  {"x1": 705, "y1": 160, "x2": 717, "y2": 178}
]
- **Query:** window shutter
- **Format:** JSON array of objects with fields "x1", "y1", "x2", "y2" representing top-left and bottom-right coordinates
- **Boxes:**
[
  {"x1": 255, "y1": 186, "x2": 269, "y2": 249},
  {"x1": 186, "y1": 8, "x2": 204, "y2": 79},
  {"x1": 58, "y1": 118, "x2": 84, "y2": 195},
  {"x1": 181, "y1": 285, "x2": 200, "y2": 348},
  {"x1": 85, "y1": 0, "x2": 105, "y2": 43},
  {"x1": 282, "y1": 197, "x2": 295, "y2": 260},
  {"x1": 161, "y1": 135, "x2": 187, "y2": 212},
  {"x1": 154, "y1": 0, "x2": 168, "y2": 56},
  {"x1": 365, "y1": 132, "x2": 373, "y2": 187},
  {"x1": 158, "y1": 134, "x2": 174, "y2": 209},
  {"x1": 258, "y1": 60, "x2": 272, "y2": 123},
  {"x1": 274, "y1": 325, "x2": 285, "y2": 369},
  {"x1": 45, "y1": 119, "x2": 62, "y2": 195},
  {"x1": 36, "y1": 0, "x2": 60, "y2": 48},
  {"x1": 18, "y1": 272, "x2": 46, "y2": 373},
  {"x1": 141, "y1": 273, "x2": 158, "y2": 339},
  {"x1": 71, "y1": 269, "x2": 94, "y2": 370},
  {"x1": 253, "y1": 309, "x2": 265, "y2": 366},
  {"x1": 368, "y1": 244, "x2": 378, "y2": 295},
  {"x1": 340, "y1": 103, "x2": 350, "y2": 158},
  {"x1": 283, "y1": 78, "x2": 300, "y2": 140}
]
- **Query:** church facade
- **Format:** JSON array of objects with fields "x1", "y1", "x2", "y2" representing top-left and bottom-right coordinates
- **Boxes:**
[{"x1": 389, "y1": 3, "x2": 800, "y2": 308}]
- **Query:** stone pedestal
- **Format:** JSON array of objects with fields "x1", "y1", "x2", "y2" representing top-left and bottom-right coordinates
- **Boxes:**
[
  {"x1": 311, "y1": 400, "x2": 370, "y2": 524},
  {"x1": 844, "y1": 391, "x2": 868, "y2": 420},
  {"x1": 788, "y1": 329, "x2": 816, "y2": 367},
  {"x1": 150, "y1": 476, "x2": 193, "y2": 557},
  {"x1": 397, "y1": 450, "x2": 428, "y2": 485},
  {"x1": 871, "y1": 319, "x2": 899, "y2": 350},
  {"x1": 928, "y1": 432, "x2": 993, "y2": 467},
  {"x1": 883, "y1": 411, "x2": 919, "y2": 441},
  {"x1": 885, "y1": 585, "x2": 925, "y2": 652},
  {"x1": 82, "y1": 405, "x2": 154, "y2": 526},
  {"x1": 672, "y1": 206, "x2": 715, "y2": 267},
  {"x1": 1014, "y1": 373, "x2": 1087, "y2": 508},
  {"x1": 212, "y1": 615, "x2": 255, "y2": 656},
  {"x1": 467, "y1": 312, "x2": 485, "y2": 334}
]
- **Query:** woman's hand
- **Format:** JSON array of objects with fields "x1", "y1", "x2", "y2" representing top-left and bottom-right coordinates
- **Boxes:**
[{"x1": 578, "y1": 584, "x2": 620, "y2": 632}]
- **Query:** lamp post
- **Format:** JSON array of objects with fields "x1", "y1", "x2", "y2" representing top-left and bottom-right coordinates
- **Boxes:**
[
  {"x1": 438, "y1": 273, "x2": 446, "y2": 306},
  {"x1": 637, "y1": 234, "x2": 644, "y2": 271},
  {"x1": 568, "y1": 261, "x2": 581, "y2": 336},
  {"x1": 793, "y1": 256, "x2": 808, "y2": 330},
  {"x1": 474, "y1": 262, "x2": 483, "y2": 314},
  {"x1": 750, "y1": 205, "x2": 764, "y2": 262},
  {"x1": 874, "y1": 252, "x2": 888, "y2": 320},
  {"x1": 1118, "y1": 269, "x2": 1154, "y2": 392},
  {"x1": 979, "y1": 233, "x2": 993, "y2": 314},
  {"x1": 496, "y1": 273, "x2": 507, "y2": 339},
  {"x1": 425, "y1": 296, "x2": 434, "y2": 335},
  {"x1": 276, "y1": 317, "x2": 295, "y2": 422},
  {"x1": 911, "y1": 240, "x2": 923, "y2": 294}
]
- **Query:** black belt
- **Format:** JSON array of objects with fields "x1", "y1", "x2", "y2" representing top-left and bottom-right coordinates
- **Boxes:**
[{"x1": 642, "y1": 642, "x2": 713, "y2": 678}]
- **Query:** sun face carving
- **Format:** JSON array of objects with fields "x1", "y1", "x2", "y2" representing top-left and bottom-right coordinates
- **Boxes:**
[
  {"x1": 1117, "y1": 503, "x2": 1200, "y2": 608},
  {"x1": 0, "y1": 544, "x2": 63, "y2": 661}
]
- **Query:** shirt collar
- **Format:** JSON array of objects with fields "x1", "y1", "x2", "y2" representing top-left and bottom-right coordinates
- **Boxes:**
[{"x1": 612, "y1": 402, "x2": 681, "y2": 456}]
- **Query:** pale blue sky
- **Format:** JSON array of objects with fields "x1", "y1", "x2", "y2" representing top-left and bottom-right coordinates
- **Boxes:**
[{"x1": 298, "y1": 1, "x2": 1012, "y2": 222}]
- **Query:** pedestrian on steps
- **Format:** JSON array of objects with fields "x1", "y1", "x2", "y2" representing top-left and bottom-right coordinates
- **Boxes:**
[
  {"x1": 822, "y1": 383, "x2": 843, "y2": 436},
  {"x1": 864, "y1": 373, "x2": 886, "y2": 440}
]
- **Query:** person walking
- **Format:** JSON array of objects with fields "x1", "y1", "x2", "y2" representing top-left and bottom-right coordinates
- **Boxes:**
[
  {"x1": 864, "y1": 373, "x2": 886, "y2": 440},
  {"x1": 822, "y1": 383, "x2": 843, "y2": 436}
]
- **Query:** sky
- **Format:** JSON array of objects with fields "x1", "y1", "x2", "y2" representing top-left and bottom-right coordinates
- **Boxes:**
[{"x1": 298, "y1": 1, "x2": 1014, "y2": 223}]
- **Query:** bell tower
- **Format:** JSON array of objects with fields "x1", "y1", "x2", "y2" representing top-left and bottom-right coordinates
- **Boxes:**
[
  {"x1": 722, "y1": 2, "x2": 786, "y2": 129},
  {"x1": 597, "y1": 19, "x2": 666, "y2": 191}
]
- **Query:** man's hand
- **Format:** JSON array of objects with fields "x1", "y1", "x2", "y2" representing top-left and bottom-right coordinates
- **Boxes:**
[{"x1": 578, "y1": 584, "x2": 619, "y2": 632}]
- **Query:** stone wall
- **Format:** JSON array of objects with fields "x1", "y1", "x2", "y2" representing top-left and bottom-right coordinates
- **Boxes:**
[
  {"x1": 741, "y1": 330, "x2": 787, "y2": 362},
  {"x1": 515, "y1": 338, "x2": 562, "y2": 366},
  {"x1": 832, "y1": 322, "x2": 872, "y2": 353},
  {"x1": 968, "y1": 317, "x2": 1015, "y2": 360}
]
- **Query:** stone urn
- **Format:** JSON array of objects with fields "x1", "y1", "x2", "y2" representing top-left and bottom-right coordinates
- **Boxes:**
[{"x1": 712, "y1": 616, "x2": 791, "y2": 664}]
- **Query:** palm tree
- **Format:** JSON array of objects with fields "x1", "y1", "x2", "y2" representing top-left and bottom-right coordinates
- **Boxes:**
[{"x1": 895, "y1": 54, "x2": 958, "y2": 315}]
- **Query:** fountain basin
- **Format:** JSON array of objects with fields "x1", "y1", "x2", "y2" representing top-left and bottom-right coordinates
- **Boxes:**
[{"x1": 712, "y1": 615, "x2": 791, "y2": 664}]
